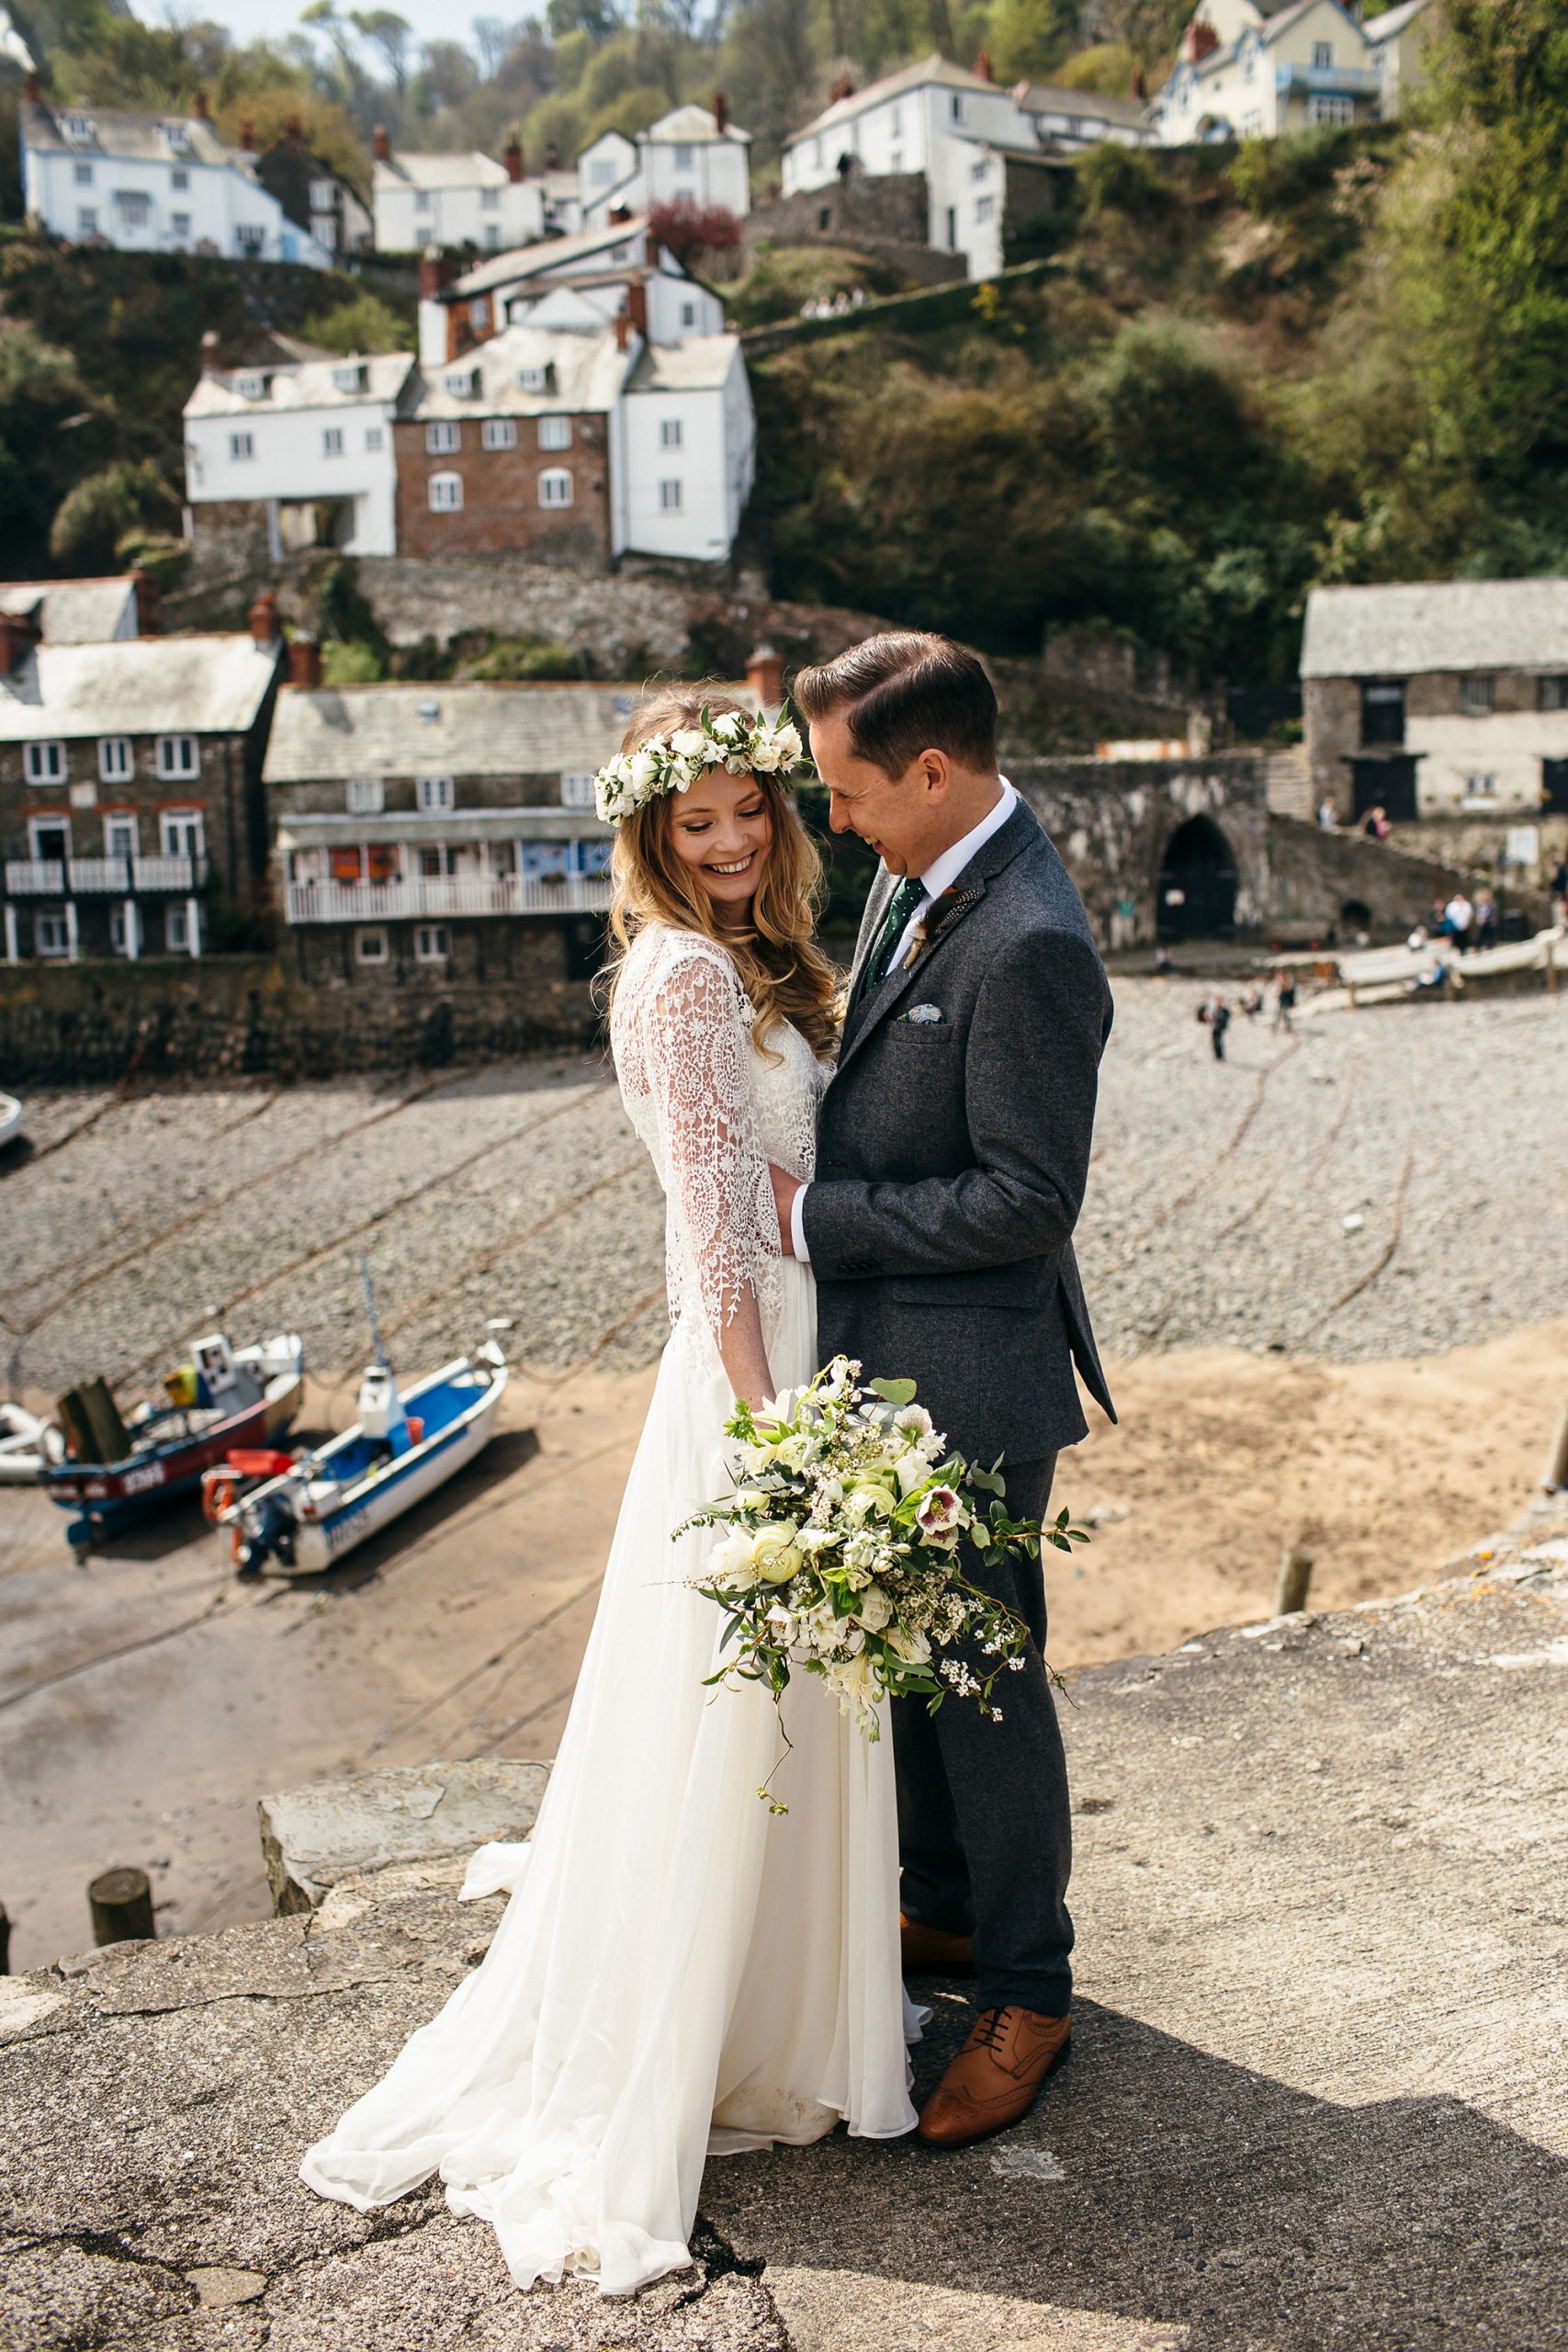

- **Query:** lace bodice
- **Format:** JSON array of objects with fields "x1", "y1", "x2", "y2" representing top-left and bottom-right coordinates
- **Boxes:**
[{"x1": 612, "y1": 923, "x2": 829, "y2": 1345}]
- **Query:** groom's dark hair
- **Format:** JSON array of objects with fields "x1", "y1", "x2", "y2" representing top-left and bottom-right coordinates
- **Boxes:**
[{"x1": 794, "y1": 631, "x2": 998, "y2": 780}]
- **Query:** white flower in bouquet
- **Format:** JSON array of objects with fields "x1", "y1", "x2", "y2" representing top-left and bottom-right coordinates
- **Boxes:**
[
  {"x1": 914, "y1": 1485, "x2": 966, "y2": 1544},
  {"x1": 751, "y1": 1521, "x2": 805, "y2": 1583}
]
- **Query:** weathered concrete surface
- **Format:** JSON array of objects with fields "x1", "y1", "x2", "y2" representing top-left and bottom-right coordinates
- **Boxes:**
[
  {"x1": 259, "y1": 1760, "x2": 550, "y2": 1915},
  {"x1": 4, "y1": 1528, "x2": 1567, "y2": 2350}
]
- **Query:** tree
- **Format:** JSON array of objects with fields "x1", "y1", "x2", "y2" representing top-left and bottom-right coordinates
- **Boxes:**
[
  {"x1": 50, "y1": 458, "x2": 177, "y2": 572},
  {"x1": 649, "y1": 198, "x2": 741, "y2": 268},
  {"x1": 348, "y1": 8, "x2": 413, "y2": 94},
  {"x1": 471, "y1": 14, "x2": 525, "y2": 76},
  {"x1": 420, "y1": 38, "x2": 480, "y2": 108}
]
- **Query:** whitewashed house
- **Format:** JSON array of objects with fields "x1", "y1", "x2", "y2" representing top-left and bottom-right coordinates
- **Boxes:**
[
  {"x1": 1151, "y1": 0, "x2": 1433, "y2": 145},
  {"x1": 183, "y1": 345, "x2": 414, "y2": 560},
  {"x1": 617, "y1": 337, "x2": 755, "y2": 566},
  {"x1": 1302, "y1": 580, "x2": 1568, "y2": 823},
  {"x1": 371, "y1": 127, "x2": 546, "y2": 253},
  {"x1": 420, "y1": 216, "x2": 725, "y2": 368},
  {"x1": 578, "y1": 100, "x2": 751, "y2": 231},
  {"x1": 0, "y1": 575, "x2": 150, "y2": 642},
  {"x1": 780, "y1": 56, "x2": 1061, "y2": 279},
  {"x1": 1010, "y1": 81, "x2": 1156, "y2": 153},
  {"x1": 19, "y1": 85, "x2": 333, "y2": 266}
]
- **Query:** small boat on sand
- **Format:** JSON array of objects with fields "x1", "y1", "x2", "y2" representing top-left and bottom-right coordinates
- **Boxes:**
[
  {"x1": 222, "y1": 1344, "x2": 508, "y2": 1577},
  {"x1": 0, "y1": 1093, "x2": 22, "y2": 1152},
  {"x1": 44, "y1": 1332, "x2": 304, "y2": 1555}
]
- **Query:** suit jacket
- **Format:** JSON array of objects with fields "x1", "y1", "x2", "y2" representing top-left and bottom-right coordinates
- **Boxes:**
[{"x1": 803, "y1": 798, "x2": 1115, "y2": 1465}]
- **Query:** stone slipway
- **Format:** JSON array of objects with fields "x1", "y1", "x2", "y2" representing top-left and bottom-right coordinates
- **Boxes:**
[{"x1": 4, "y1": 1531, "x2": 1567, "y2": 2352}]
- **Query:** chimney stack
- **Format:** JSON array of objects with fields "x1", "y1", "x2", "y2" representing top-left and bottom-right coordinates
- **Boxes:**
[
  {"x1": 608, "y1": 201, "x2": 632, "y2": 223},
  {"x1": 974, "y1": 49, "x2": 994, "y2": 82},
  {"x1": 745, "y1": 642, "x2": 784, "y2": 709},
  {"x1": 288, "y1": 633, "x2": 322, "y2": 689},
  {"x1": 373, "y1": 122, "x2": 390, "y2": 163},
  {"x1": 1132, "y1": 65, "x2": 1147, "y2": 98},
  {"x1": 199, "y1": 327, "x2": 223, "y2": 376},
  {"x1": 0, "y1": 609, "x2": 41, "y2": 676},
  {"x1": 418, "y1": 247, "x2": 450, "y2": 300},
  {"x1": 240, "y1": 118, "x2": 255, "y2": 151},
  {"x1": 614, "y1": 304, "x2": 631, "y2": 353},
  {"x1": 502, "y1": 129, "x2": 524, "y2": 182},
  {"x1": 129, "y1": 563, "x2": 161, "y2": 637},
  {"x1": 249, "y1": 589, "x2": 282, "y2": 650},
  {"x1": 284, "y1": 114, "x2": 302, "y2": 145},
  {"x1": 829, "y1": 74, "x2": 853, "y2": 104},
  {"x1": 24, "y1": 68, "x2": 41, "y2": 104},
  {"x1": 1182, "y1": 19, "x2": 1219, "y2": 62},
  {"x1": 626, "y1": 274, "x2": 648, "y2": 339},
  {"x1": 713, "y1": 89, "x2": 729, "y2": 134},
  {"x1": 192, "y1": 87, "x2": 209, "y2": 120}
]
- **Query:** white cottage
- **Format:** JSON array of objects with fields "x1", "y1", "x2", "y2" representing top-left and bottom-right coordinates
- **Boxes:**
[
  {"x1": 578, "y1": 99, "x2": 751, "y2": 231},
  {"x1": 19, "y1": 84, "x2": 333, "y2": 266},
  {"x1": 183, "y1": 345, "x2": 414, "y2": 560},
  {"x1": 1150, "y1": 0, "x2": 1433, "y2": 145},
  {"x1": 371, "y1": 127, "x2": 547, "y2": 254}
]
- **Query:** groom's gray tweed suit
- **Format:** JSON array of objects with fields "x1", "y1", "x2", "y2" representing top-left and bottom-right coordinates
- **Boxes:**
[{"x1": 803, "y1": 795, "x2": 1113, "y2": 2017}]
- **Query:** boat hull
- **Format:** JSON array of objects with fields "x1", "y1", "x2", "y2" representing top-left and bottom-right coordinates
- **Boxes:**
[
  {"x1": 46, "y1": 1378, "x2": 302, "y2": 1541},
  {"x1": 277, "y1": 1375, "x2": 504, "y2": 1575}
]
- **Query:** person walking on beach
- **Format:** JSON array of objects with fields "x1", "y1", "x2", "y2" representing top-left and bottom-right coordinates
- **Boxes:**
[
  {"x1": 1209, "y1": 995, "x2": 1232, "y2": 1059},
  {"x1": 1273, "y1": 973, "x2": 1297, "y2": 1034}
]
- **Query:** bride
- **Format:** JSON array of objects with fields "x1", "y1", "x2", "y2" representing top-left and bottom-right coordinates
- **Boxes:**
[{"x1": 300, "y1": 684, "x2": 916, "y2": 2294}]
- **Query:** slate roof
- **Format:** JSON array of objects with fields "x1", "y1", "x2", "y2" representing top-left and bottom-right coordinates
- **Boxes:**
[
  {"x1": 185, "y1": 351, "x2": 414, "y2": 421},
  {"x1": 627, "y1": 335, "x2": 740, "y2": 395},
  {"x1": 448, "y1": 217, "x2": 652, "y2": 301},
  {"x1": 1301, "y1": 580, "x2": 1568, "y2": 678},
  {"x1": 373, "y1": 149, "x2": 512, "y2": 191},
  {"x1": 408, "y1": 323, "x2": 630, "y2": 419},
  {"x1": 1011, "y1": 80, "x2": 1152, "y2": 130},
  {"x1": 20, "y1": 98, "x2": 254, "y2": 175},
  {"x1": 0, "y1": 577, "x2": 139, "y2": 643},
  {"x1": 783, "y1": 55, "x2": 1003, "y2": 149},
  {"x1": 264, "y1": 681, "x2": 746, "y2": 785},
  {"x1": 0, "y1": 636, "x2": 280, "y2": 741},
  {"x1": 644, "y1": 103, "x2": 751, "y2": 146}
]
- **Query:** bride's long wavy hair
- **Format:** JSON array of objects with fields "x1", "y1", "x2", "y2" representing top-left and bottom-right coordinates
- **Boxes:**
[{"x1": 599, "y1": 684, "x2": 840, "y2": 1061}]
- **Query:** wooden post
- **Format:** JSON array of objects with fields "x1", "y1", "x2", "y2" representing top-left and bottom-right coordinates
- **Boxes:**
[
  {"x1": 88, "y1": 1866, "x2": 155, "y2": 1948},
  {"x1": 1274, "y1": 1545, "x2": 1314, "y2": 1616},
  {"x1": 0, "y1": 1903, "x2": 10, "y2": 1975},
  {"x1": 1543, "y1": 1402, "x2": 1568, "y2": 1493}
]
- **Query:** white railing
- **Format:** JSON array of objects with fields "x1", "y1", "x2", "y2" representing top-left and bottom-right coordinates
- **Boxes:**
[
  {"x1": 5, "y1": 854, "x2": 206, "y2": 895},
  {"x1": 284, "y1": 873, "x2": 615, "y2": 926},
  {"x1": 5, "y1": 860, "x2": 64, "y2": 896}
]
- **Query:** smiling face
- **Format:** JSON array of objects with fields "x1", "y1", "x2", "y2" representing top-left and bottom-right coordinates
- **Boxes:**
[
  {"x1": 807, "y1": 706, "x2": 954, "y2": 879},
  {"x1": 663, "y1": 766, "x2": 775, "y2": 921}
]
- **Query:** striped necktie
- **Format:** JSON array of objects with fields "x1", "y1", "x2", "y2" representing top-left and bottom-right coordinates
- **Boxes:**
[{"x1": 861, "y1": 876, "x2": 927, "y2": 996}]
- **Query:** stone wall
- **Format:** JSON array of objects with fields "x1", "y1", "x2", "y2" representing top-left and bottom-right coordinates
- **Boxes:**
[
  {"x1": 1263, "y1": 813, "x2": 1491, "y2": 940},
  {"x1": 0, "y1": 944, "x2": 600, "y2": 1084},
  {"x1": 745, "y1": 172, "x2": 931, "y2": 249},
  {"x1": 1014, "y1": 754, "x2": 1270, "y2": 944}
]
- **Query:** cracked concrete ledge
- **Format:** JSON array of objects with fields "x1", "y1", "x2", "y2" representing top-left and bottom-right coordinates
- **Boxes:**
[{"x1": 4, "y1": 1536, "x2": 1568, "y2": 2352}]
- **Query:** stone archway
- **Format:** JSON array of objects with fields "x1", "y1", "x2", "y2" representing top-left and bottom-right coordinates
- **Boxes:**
[{"x1": 1156, "y1": 814, "x2": 1238, "y2": 941}]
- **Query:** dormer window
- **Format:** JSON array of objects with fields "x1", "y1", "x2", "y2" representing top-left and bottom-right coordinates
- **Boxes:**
[
  {"x1": 516, "y1": 361, "x2": 558, "y2": 393},
  {"x1": 333, "y1": 362, "x2": 366, "y2": 393},
  {"x1": 235, "y1": 372, "x2": 269, "y2": 401},
  {"x1": 164, "y1": 122, "x2": 191, "y2": 152},
  {"x1": 443, "y1": 367, "x2": 479, "y2": 397},
  {"x1": 62, "y1": 113, "x2": 96, "y2": 146}
]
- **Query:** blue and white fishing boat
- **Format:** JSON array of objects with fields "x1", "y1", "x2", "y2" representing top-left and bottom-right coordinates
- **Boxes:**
[{"x1": 220, "y1": 1262, "x2": 507, "y2": 1576}]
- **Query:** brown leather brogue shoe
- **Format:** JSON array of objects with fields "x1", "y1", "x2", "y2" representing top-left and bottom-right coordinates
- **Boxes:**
[
  {"x1": 916, "y1": 2006, "x2": 1071, "y2": 2148},
  {"x1": 899, "y1": 1912, "x2": 976, "y2": 1977}
]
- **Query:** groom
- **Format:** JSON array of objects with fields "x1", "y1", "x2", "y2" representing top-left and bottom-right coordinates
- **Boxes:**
[{"x1": 770, "y1": 631, "x2": 1114, "y2": 2150}]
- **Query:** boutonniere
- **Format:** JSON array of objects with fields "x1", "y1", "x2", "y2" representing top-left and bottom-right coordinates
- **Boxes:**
[{"x1": 899, "y1": 887, "x2": 966, "y2": 971}]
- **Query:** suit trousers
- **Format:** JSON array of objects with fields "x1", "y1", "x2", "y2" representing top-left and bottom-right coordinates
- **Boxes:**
[{"x1": 892, "y1": 1454, "x2": 1074, "y2": 2016}]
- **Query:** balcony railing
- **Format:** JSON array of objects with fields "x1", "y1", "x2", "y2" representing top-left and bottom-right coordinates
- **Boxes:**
[
  {"x1": 285, "y1": 873, "x2": 614, "y2": 926},
  {"x1": 3, "y1": 854, "x2": 207, "y2": 897},
  {"x1": 1275, "y1": 62, "x2": 1381, "y2": 95}
]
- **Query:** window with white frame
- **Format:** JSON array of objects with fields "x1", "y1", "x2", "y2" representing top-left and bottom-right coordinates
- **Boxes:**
[
  {"x1": 1312, "y1": 39, "x2": 1333, "y2": 66},
  {"x1": 156, "y1": 734, "x2": 200, "y2": 781},
  {"x1": 890, "y1": 104, "x2": 903, "y2": 138},
  {"x1": 538, "y1": 469, "x2": 573, "y2": 508},
  {"x1": 417, "y1": 222, "x2": 436, "y2": 244},
  {"x1": 1461, "y1": 674, "x2": 1496, "y2": 715},
  {"x1": 230, "y1": 431, "x2": 254, "y2": 461},
  {"x1": 484, "y1": 223, "x2": 501, "y2": 247},
  {"x1": 77, "y1": 207, "x2": 98, "y2": 234},
  {"x1": 976, "y1": 195, "x2": 995, "y2": 224},
  {"x1": 415, "y1": 923, "x2": 449, "y2": 962},
  {"x1": 171, "y1": 166, "x2": 189, "y2": 189},
  {"x1": 24, "y1": 742, "x2": 66, "y2": 786},
  {"x1": 110, "y1": 904, "x2": 132, "y2": 955},
  {"x1": 429, "y1": 471, "x2": 463, "y2": 511},
  {"x1": 951, "y1": 93, "x2": 964, "y2": 121},
  {"x1": 673, "y1": 143, "x2": 694, "y2": 171},
  {"x1": 164, "y1": 902, "x2": 193, "y2": 952},
  {"x1": 322, "y1": 426, "x2": 344, "y2": 457},
  {"x1": 660, "y1": 417, "x2": 682, "y2": 448},
  {"x1": 1539, "y1": 675, "x2": 1568, "y2": 710},
  {"x1": 559, "y1": 771, "x2": 597, "y2": 808},
  {"x1": 681, "y1": 299, "x2": 697, "y2": 328},
  {"x1": 104, "y1": 813, "x2": 138, "y2": 859},
  {"x1": 161, "y1": 808, "x2": 205, "y2": 859},
  {"x1": 971, "y1": 158, "x2": 989, "y2": 183},
  {"x1": 469, "y1": 297, "x2": 491, "y2": 328},
  {"x1": 590, "y1": 155, "x2": 615, "y2": 185},
  {"x1": 236, "y1": 371, "x2": 268, "y2": 400},
  {"x1": 417, "y1": 775, "x2": 455, "y2": 811},
  {"x1": 659, "y1": 479, "x2": 682, "y2": 511},
  {"x1": 28, "y1": 815, "x2": 69, "y2": 861},
  {"x1": 426, "y1": 420, "x2": 460, "y2": 455},
  {"x1": 63, "y1": 113, "x2": 95, "y2": 143},
  {"x1": 98, "y1": 736, "x2": 132, "y2": 784},
  {"x1": 74, "y1": 161, "x2": 93, "y2": 186},
  {"x1": 482, "y1": 418, "x2": 517, "y2": 450},
  {"x1": 366, "y1": 424, "x2": 383, "y2": 450},
  {"x1": 333, "y1": 363, "x2": 365, "y2": 393},
  {"x1": 116, "y1": 191, "x2": 151, "y2": 226},
  {"x1": 890, "y1": 150, "x2": 903, "y2": 173},
  {"x1": 414, "y1": 189, "x2": 431, "y2": 210},
  {"x1": 1463, "y1": 775, "x2": 1497, "y2": 799},
  {"x1": 355, "y1": 927, "x2": 389, "y2": 963},
  {"x1": 1305, "y1": 93, "x2": 1353, "y2": 125},
  {"x1": 443, "y1": 368, "x2": 478, "y2": 398},
  {"x1": 517, "y1": 363, "x2": 556, "y2": 391},
  {"x1": 36, "y1": 911, "x2": 71, "y2": 958},
  {"x1": 346, "y1": 776, "x2": 385, "y2": 814},
  {"x1": 536, "y1": 415, "x2": 571, "y2": 451},
  {"x1": 235, "y1": 225, "x2": 265, "y2": 256},
  {"x1": 311, "y1": 179, "x2": 336, "y2": 209},
  {"x1": 171, "y1": 212, "x2": 190, "y2": 239},
  {"x1": 480, "y1": 188, "x2": 500, "y2": 211}
]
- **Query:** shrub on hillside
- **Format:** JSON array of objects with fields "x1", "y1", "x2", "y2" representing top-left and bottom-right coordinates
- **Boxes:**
[
  {"x1": 1077, "y1": 141, "x2": 1169, "y2": 220},
  {"x1": 50, "y1": 459, "x2": 177, "y2": 571},
  {"x1": 299, "y1": 293, "x2": 414, "y2": 356}
]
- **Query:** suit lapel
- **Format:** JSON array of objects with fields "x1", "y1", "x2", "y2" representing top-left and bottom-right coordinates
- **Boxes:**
[{"x1": 831, "y1": 799, "x2": 1041, "y2": 1081}]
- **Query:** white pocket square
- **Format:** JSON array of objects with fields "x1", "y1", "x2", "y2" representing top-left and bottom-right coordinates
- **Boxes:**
[{"x1": 905, "y1": 1003, "x2": 944, "y2": 1024}]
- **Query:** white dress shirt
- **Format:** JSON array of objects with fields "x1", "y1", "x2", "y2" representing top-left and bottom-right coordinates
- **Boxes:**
[{"x1": 789, "y1": 779, "x2": 1018, "y2": 1263}]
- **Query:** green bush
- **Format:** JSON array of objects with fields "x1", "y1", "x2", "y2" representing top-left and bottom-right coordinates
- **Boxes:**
[{"x1": 299, "y1": 293, "x2": 414, "y2": 356}]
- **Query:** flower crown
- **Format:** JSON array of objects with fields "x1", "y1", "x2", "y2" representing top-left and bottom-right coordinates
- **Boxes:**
[{"x1": 592, "y1": 702, "x2": 813, "y2": 826}]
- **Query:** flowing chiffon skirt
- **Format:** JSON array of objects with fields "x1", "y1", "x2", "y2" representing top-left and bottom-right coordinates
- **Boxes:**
[{"x1": 300, "y1": 1263, "x2": 916, "y2": 2295}]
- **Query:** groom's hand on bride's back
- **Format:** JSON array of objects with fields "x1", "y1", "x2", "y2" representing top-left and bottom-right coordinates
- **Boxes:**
[{"x1": 769, "y1": 1163, "x2": 801, "y2": 1254}]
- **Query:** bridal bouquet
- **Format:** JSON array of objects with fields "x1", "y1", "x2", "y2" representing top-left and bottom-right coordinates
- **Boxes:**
[{"x1": 678, "y1": 1357, "x2": 1087, "y2": 1797}]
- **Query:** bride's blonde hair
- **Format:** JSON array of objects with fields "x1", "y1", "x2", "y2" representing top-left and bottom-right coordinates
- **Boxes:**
[{"x1": 601, "y1": 683, "x2": 840, "y2": 1060}]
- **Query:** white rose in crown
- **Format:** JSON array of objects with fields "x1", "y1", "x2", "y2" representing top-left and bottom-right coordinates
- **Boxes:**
[{"x1": 589, "y1": 705, "x2": 815, "y2": 825}]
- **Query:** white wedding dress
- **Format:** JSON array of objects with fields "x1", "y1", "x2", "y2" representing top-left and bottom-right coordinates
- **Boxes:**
[{"x1": 300, "y1": 922, "x2": 916, "y2": 2295}]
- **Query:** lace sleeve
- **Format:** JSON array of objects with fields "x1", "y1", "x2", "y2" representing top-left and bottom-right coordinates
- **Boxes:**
[{"x1": 634, "y1": 941, "x2": 780, "y2": 1339}]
